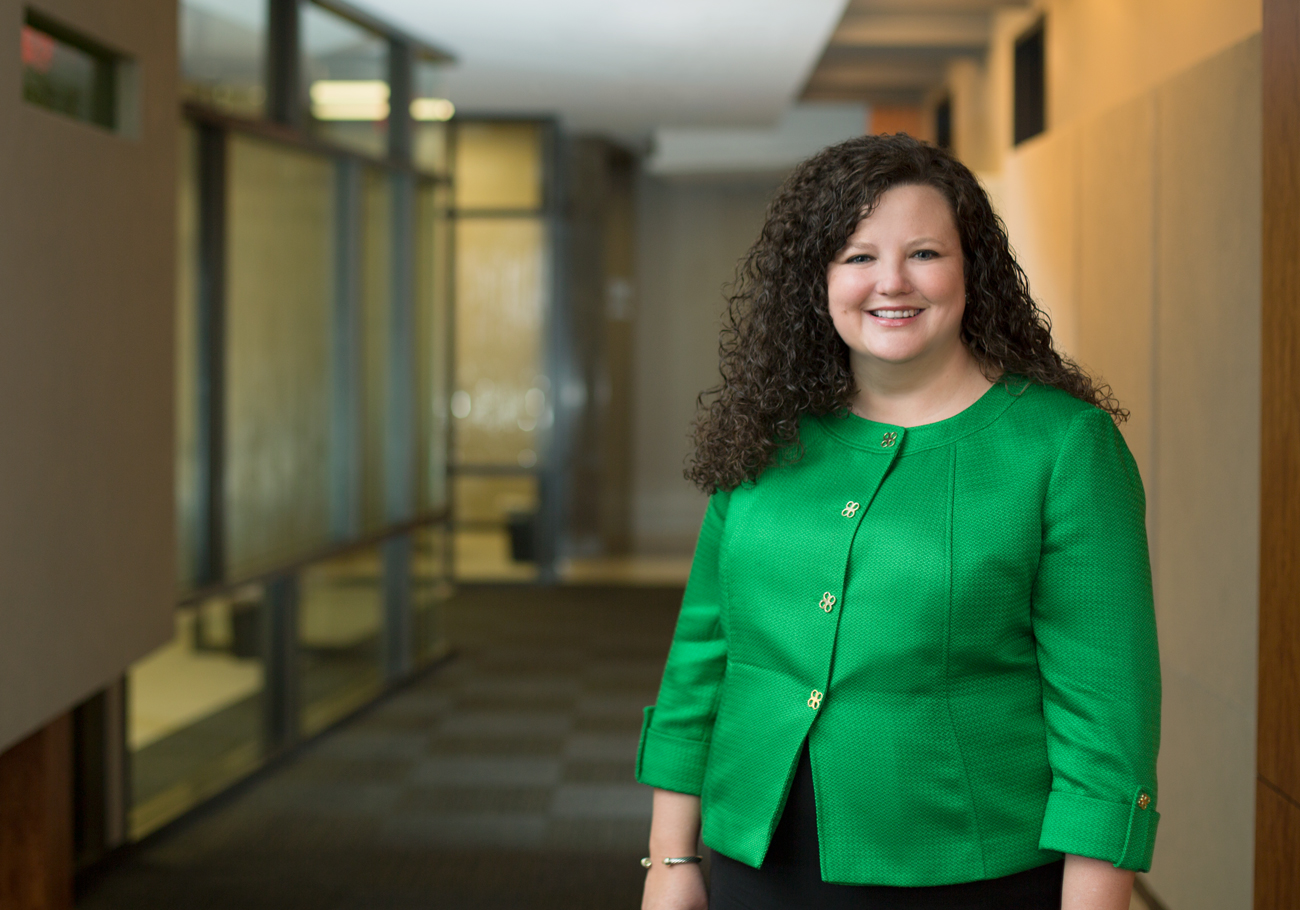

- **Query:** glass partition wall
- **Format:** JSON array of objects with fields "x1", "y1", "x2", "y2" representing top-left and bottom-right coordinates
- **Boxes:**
[
  {"x1": 125, "y1": 0, "x2": 458, "y2": 841},
  {"x1": 451, "y1": 121, "x2": 556, "y2": 582}
]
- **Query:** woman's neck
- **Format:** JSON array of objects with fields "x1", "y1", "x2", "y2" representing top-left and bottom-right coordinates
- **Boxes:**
[{"x1": 849, "y1": 349, "x2": 996, "y2": 428}]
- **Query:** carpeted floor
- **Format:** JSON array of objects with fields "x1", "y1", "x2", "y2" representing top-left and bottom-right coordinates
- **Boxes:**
[{"x1": 78, "y1": 584, "x2": 684, "y2": 910}]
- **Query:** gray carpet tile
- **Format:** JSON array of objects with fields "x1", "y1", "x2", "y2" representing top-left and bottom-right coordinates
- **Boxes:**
[{"x1": 78, "y1": 584, "x2": 683, "y2": 910}]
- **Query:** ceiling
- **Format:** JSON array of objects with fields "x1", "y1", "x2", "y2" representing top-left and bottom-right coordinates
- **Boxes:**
[
  {"x1": 802, "y1": 0, "x2": 1031, "y2": 106},
  {"x1": 357, "y1": 0, "x2": 849, "y2": 139}
]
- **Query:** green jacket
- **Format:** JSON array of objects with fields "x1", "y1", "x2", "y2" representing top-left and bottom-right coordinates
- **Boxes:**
[{"x1": 636, "y1": 380, "x2": 1160, "y2": 886}]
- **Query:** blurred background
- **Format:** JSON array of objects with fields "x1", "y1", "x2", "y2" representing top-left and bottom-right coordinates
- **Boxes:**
[{"x1": 0, "y1": 1, "x2": 1291, "y2": 909}]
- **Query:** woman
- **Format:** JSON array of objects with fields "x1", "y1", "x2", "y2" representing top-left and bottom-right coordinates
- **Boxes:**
[{"x1": 637, "y1": 134, "x2": 1160, "y2": 910}]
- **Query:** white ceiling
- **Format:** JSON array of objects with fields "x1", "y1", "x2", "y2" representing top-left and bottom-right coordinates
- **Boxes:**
[{"x1": 358, "y1": 0, "x2": 851, "y2": 139}]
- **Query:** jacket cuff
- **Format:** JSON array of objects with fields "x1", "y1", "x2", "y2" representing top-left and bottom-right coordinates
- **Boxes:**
[
  {"x1": 634, "y1": 706, "x2": 710, "y2": 796},
  {"x1": 1039, "y1": 787, "x2": 1159, "y2": 872}
]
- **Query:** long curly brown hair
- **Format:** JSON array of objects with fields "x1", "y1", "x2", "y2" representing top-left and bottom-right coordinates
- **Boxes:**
[{"x1": 687, "y1": 133, "x2": 1125, "y2": 494}]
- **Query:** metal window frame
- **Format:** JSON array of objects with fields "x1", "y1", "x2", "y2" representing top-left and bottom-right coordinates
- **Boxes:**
[
  {"x1": 446, "y1": 117, "x2": 565, "y2": 584},
  {"x1": 88, "y1": 1, "x2": 459, "y2": 859}
]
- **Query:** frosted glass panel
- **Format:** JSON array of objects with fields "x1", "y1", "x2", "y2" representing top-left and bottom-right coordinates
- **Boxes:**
[
  {"x1": 176, "y1": 124, "x2": 201, "y2": 588},
  {"x1": 299, "y1": 548, "x2": 384, "y2": 736},
  {"x1": 454, "y1": 123, "x2": 544, "y2": 210},
  {"x1": 180, "y1": 0, "x2": 267, "y2": 117},
  {"x1": 226, "y1": 135, "x2": 335, "y2": 576},
  {"x1": 416, "y1": 182, "x2": 451, "y2": 510},
  {"x1": 453, "y1": 218, "x2": 548, "y2": 465},
  {"x1": 411, "y1": 526, "x2": 451, "y2": 667},
  {"x1": 411, "y1": 59, "x2": 450, "y2": 175},
  {"x1": 413, "y1": 122, "x2": 449, "y2": 176},
  {"x1": 128, "y1": 591, "x2": 267, "y2": 838},
  {"x1": 454, "y1": 475, "x2": 538, "y2": 523},
  {"x1": 360, "y1": 169, "x2": 391, "y2": 531},
  {"x1": 302, "y1": 2, "x2": 389, "y2": 158}
]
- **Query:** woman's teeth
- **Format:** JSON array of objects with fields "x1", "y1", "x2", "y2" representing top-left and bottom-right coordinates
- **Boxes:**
[{"x1": 871, "y1": 309, "x2": 921, "y2": 318}]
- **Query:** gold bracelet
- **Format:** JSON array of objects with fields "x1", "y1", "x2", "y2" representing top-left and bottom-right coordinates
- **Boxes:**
[{"x1": 640, "y1": 855, "x2": 703, "y2": 868}]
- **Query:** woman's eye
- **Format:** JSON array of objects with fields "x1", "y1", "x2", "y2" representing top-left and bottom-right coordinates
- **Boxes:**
[
  {"x1": 847, "y1": 254, "x2": 872, "y2": 264},
  {"x1": 912, "y1": 249, "x2": 938, "y2": 260}
]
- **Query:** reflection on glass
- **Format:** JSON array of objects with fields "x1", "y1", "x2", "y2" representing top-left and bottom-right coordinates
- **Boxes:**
[
  {"x1": 21, "y1": 19, "x2": 115, "y2": 128},
  {"x1": 176, "y1": 124, "x2": 201, "y2": 588},
  {"x1": 226, "y1": 135, "x2": 335, "y2": 577},
  {"x1": 299, "y1": 548, "x2": 385, "y2": 736},
  {"x1": 416, "y1": 181, "x2": 452, "y2": 511},
  {"x1": 454, "y1": 123, "x2": 544, "y2": 210},
  {"x1": 412, "y1": 58, "x2": 451, "y2": 174},
  {"x1": 302, "y1": 3, "x2": 389, "y2": 157},
  {"x1": 361, "y1": 169, "x2": 391, "y2": 531},
  {"x1": 180, "y1": 0, "x2": 266, "y2": 117},
  {"x1": 411, "y1": 526, "x2": 451, "y2": 667},
  {"x1": 413, "y1": 121, "x2": 449, "y2": 175},
  {"x1": 128, "y1": 591, "x2": 267, "y2": 838},
  {"x1": 454, "y1": 218, "x2": 548, "y2": 465},
  {"x1": 453, "y1": 475, "x2": 539, "y2": 582},
  {"x1": 454, "y1": 530, "x2": 538, "y2": 582},
  {"x1": 455, "y1": 474, "x2": 538, "y2": 524}
]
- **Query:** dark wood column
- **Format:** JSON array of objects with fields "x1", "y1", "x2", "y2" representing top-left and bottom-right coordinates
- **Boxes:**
[
  {"x1": 0, "y1": 715, "x2": 73, "y2": 910},
  {"x1": 1259, "y1": 0, "x2": 1300, "y2": 905}
]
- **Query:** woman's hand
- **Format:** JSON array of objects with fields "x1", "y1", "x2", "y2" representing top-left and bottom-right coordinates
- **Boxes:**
[
  {"x1": 641, "y1": 788, "x2": 707, "y2": 910},
  {"x1": 1061, "y1": 854, "x2": 1135, "y2": 910}
]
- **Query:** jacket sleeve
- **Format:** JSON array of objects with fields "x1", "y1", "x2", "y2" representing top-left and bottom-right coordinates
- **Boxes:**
[
  {"x1": 1032, "y1": 407, "x2": 1162, "y2": 872},
  {"x1": 635, "y1": 489, "x2": 732, "y2": 795}
]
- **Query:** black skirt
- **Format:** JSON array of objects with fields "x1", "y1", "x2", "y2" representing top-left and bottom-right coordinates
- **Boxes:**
[{"x1": 709, "y1": 744, "x2": 1064, "y2": 910}]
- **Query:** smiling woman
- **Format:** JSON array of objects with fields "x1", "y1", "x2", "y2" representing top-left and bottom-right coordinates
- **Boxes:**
[
  {"x1": 685, "y1": 134, "x2": 1126, "y2": 494},
  {"x1": 824, "y1": 183, "x2": 987, "y2": 424},
  {"x1": 638, "y1": 135, "x2": 1158, "y2": 910}
]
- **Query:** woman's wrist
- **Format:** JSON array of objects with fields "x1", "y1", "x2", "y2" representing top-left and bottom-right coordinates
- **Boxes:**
[{"x1": 648, "y1": 788, "x2": 702, "y2": 858}]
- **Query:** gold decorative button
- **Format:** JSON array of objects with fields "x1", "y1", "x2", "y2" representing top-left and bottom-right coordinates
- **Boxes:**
[
  {"x1": 818, "y1": 592, "x2": 836, "y2": 613},
  {"x1": 841, "y1": 501, "x2": 860, "y2": 518},
  {"x1": 881, "y1": 431, "x2": 898, "y2": 448},
  {"x1": 807, "y1": 689, "x2": 823, "y2": 709},
  {"x1": 1137, "y1": 792, "x2": 1151, "y2": 810}
]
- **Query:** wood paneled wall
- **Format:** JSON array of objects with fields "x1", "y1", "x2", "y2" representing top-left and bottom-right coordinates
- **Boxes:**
[
  {"x1": 1259, "y1": 0, "x2": 1300, "y2": 904},
  {"x1": 0, "y1": 716, "x2": 72, "y2": 910}
]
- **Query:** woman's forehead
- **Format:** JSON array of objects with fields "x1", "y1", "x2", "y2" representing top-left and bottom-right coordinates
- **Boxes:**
[{"x1": 849, "y1": 185, "x2": 959, "y2": 235}]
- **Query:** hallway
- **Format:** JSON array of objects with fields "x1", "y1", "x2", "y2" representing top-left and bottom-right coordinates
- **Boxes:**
[{"x1": 77, "y1": 585, "x2": 682, "y2": 910}]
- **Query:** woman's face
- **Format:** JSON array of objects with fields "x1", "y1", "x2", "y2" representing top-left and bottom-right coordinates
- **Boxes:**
[{"x1": 826, "y1": 183, "x2": 967, "y2": 378}]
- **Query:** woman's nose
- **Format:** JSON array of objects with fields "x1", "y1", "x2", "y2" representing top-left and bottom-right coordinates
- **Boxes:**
[{"x1": 876, "y1": 258, "x2": 911, "y2": 295}]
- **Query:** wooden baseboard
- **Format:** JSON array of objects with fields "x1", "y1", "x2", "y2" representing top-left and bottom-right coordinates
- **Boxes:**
[{"x1": 0, "y1": 715, "x2": 73, "y2": 910}]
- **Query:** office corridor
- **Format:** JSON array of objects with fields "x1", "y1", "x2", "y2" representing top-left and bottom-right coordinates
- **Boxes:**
[{"x1": 78, "y1": 585, "x2": 682, "y2": 910}]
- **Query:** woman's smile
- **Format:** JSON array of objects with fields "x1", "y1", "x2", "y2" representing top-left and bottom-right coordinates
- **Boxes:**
[{"x1": 867, "y1": 306, "x2": 924, "y2": 324}]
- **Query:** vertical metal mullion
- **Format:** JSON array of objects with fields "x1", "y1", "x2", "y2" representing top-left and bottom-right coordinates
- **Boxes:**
[
  {"x1": 387, "y1": 172, "x2": 416, "y2": 525},
  {"x1": 388, "y1": 41, "x2": 413, "y2": 167},
  {"x1": 444, "y1": 127, "x2": 459, "y2": 581},
  {"x1": 262, "y1": 574, "x2": 300, "y2": 751},
  {"x1": 383, "y1": 536, "x2": 412, "y2": 679},
  {"x1": 383, "y1": 171, "x2": 416, "y2": 678},
  {"x1": 195, "y1": 124, "x2": 227, "y2": 587},
  {"x1": 267, "y1": 0, "x2": 302, "y2": 128},
  {"x1": 330, "y1": 161, "x2": 361, "y2": 540},
  {"x1": 537, "y1": 121, "x2": 566, "y2": 584}
]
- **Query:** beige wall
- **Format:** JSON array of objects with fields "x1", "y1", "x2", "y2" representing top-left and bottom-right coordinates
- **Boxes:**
[
  {"x1": 632, "y1": 172, "x2": 786, "y2": 553},
  {"x1": 0, "y1": 0, "x2": 177, "y2": 751},
  {"x1": 947, "y1": 4, "x2": 1262, "y2": 905},
  {"x1": 955, "y1": 0, "x2": 1262, "y2": 174}
]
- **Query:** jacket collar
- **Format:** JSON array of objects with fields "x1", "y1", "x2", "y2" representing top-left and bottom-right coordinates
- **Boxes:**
[{"x1": 813, "y1": 375, "x2": 1029, "y2": 454}]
